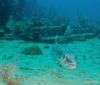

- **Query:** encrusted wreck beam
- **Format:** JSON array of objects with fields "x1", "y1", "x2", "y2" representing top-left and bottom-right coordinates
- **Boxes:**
[
  {"x1": 32, "y1": 25, "x2": 66, "y2": 37},
  {"x1": 41, "y1": 33, "x2": 96, "y2": 43}
]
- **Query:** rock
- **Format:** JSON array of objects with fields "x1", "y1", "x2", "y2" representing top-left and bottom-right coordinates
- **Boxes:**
[{"x1": 21, "y1": 46, "x2": 43, "y2": 56}]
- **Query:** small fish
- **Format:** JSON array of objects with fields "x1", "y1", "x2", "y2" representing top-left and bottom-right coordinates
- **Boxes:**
[
  {"x1": 59, "y1": 55, "x2": 77, "y2": 69},
  {"x1": 51, "y1": 43, "x2": 77, "y2": 69}
]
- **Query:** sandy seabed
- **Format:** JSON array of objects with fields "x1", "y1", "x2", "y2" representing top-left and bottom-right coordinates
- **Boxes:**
[{"x1": 0, "y1": 38, "x2": 100, "y2": 85}]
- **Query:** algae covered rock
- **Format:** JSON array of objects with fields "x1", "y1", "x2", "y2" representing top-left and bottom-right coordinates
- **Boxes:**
[
  {"x1": 22, "y1": 46, "x2": 43, "y2": 55},
  {"x1": 14, "y1": 20, "x2": 42, "y2": 41},
  {"x1": 14, "y1": 21, "x2": 32, "y2": 37}
]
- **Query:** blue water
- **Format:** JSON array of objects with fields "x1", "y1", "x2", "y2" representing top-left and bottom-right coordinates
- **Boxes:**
[{"x1": 26, "y1": 0, "x2": 100, "y2": 24}]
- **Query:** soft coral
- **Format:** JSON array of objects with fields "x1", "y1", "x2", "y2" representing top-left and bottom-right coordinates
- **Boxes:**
[{"x1": 8, "y1": 79, "x2": 13, "y2": 85}]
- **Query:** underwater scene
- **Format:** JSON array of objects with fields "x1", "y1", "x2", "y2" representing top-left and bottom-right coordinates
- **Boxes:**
[{"x1": 0, "y1": 0, "x2": 100, "y2": 85}]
